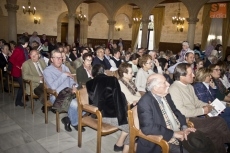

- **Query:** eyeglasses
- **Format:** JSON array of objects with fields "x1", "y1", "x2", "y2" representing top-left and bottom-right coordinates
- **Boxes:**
[{"x1": 52, "y1": 57, "x2": 63, "y2": 60}]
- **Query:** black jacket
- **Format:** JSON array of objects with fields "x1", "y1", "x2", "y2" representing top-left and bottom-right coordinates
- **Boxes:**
[
  {"x1": 86, "y1": 74, "x2": 127, "y2": 125},
  {"x1": 137, "y1": 92, "x2": 187, "y2": 153},
  {"x1": 0, "y1": 53, "x2": 8, "y2": 73}
]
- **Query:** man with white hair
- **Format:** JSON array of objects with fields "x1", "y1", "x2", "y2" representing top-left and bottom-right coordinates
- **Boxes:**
[
  {"x1": 137, "y1": 73, "x2": 195, "y2": 153},
  {"x1": 177, "y1": 41, "x2": 190, "y2": 62}
]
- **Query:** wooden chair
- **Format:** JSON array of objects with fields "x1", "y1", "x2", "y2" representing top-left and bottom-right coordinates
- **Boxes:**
[
  {"x1": 43, "y1": 82, "x2": 67, "y2": 132},
  {"x1": 22, "y1": 79, "x2": 39, "y2": 114},
  {"x1": 128, "y1": 107, "x2": 195, "y2": 153},
  {"x1": 76, "y1": 88, "x2": 119, "y2": 153},
  {"x1": 0, "y1": 69, "x2": 6, "y2": 93},
  {"x1": 128, "y1": 106, "x2": 169, "y2": 153},
  {"x1": 7, "y1": 71, "x2": 20, "y2": 100}
]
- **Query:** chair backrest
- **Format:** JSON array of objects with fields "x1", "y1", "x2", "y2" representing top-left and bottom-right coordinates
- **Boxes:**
[
  {"x1": 128, "y1": 106, "x2": 169, "y2": 153},
  {"x1": 76, "y1": 87, "x2": 89, "y2": 105}
]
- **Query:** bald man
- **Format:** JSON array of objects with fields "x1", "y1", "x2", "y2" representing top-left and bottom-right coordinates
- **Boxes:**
[{"x1": 137, "y1": 74, "x2": 195, "y2": 153}]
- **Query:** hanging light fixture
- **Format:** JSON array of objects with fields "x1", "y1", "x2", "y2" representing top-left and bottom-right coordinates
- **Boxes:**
[
  {"x1": 77, "y1": 7, "x2": 86, "y2": 21},
  {"x1": 172, "y1": 3, "x2": 185, "y2": 25},
  {"x1": 132, "y1": 7, "x2": 142, "y2": 23},
  {"x1": 22, "y1": 0, "x2": 36, "y2": 15}
]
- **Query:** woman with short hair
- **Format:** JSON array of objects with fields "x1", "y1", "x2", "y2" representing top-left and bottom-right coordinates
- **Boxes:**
[
  {"x1": 135, "y1": 54, "x2": 154, "y2": 95},
  {"x1": 118, "y1": 62, "x2": 141, "y2": 105}
]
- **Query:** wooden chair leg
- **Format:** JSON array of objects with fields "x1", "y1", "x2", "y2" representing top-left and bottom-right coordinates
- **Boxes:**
[
  {"x1": 56, "y1": 112, "x2": 60, "y2": 132},
  {"x1": 23, "y1": 83, "x2": 26, "y2": 109},
  {"x1": 78, "y1": 119, "x2": 83, "y2": 147},
  {"x1": 31, "y1": 95, "x2": 34, "y2": 114},
  {"x1": 45, "y1": 105, "x2": 48, "y2": 124},
  {"x1": 97, "y1": 131, "x2": 102, "y2": 153},
  {"x1": 12, "y1": 84, "x2": 15, "y2": 100}
]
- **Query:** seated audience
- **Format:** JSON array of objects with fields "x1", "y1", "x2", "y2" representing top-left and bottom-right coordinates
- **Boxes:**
[
  {"x1": 194, "y1": 58, "x2": 203, "y2": 73},
  {"x1": 104, "y1": 48, "x2": 111, "y2": 61},
  {"x1": 43, "y1": 49, "x2": 84, "y2": 132},
  {"x1": 0, "y1": 44, "x2": 10, "y2": 92},
  {"x1": 137, "y1": 48, "x2": 144, "y2": 57},
  {"x1": 128, "y1": 53, "x2": 140, "y2": 77},
  {"x1": 92, "y1": 47, "x2": 114, "y2": 71},
  {"x1": 61, "y1": 52, "x2": 75, "y2": 74},
  {"x1": 110, "y1": 50, "x2": 121, "y2": 69},
  {"x1": 204, "y1": 55, "x2": 218, "y2": 67},
  {"x1": 22, "y1": 50, "x2": 46, "y2": 103},
  {"x1": 86, "y1": 64, "x2": 129, "y2": 153},
  {"x1": 69, "y1": 47, "x2": 78, "y2": 61},
  {"x1": 217, "y1": 61, "x2": 230, "y2": 89},
  {"x1": 169, "y1": 63, "x2": 230, "y2": 152},
  {"x1": 154, "y1": 58, "x2": 173, "y2": 84},
  {"x1": 168, "y1": 50, "x2": 194, "y2": 75},
  {"x1": 9, "y1": 35, "x2": 29, "y2": 107},
  {"x1": 73, "y1": 47, "x2": 88, "y2": 69},
  {"x1": 118, "y1": 63, "x2": 141, "y2": 105},
  {"x1": 210, "y1": 64, "x2": 230, "y2": 102},
  {"x1": 194, "y1": 67, "x2": 230, "y2": 128},
  {"x1": 149, "y1": 50, "x2": 163, "y2": 74},
  {"x1": 137, "y1": 73, "x2": 195, "y2": 153},
  {"x1": 135, "y1": 54, "x2": 154, "y2": 95},
  {"x1": 177, "y1": 41, "x2": 190, "y2": 62},
  {"x1": 121, "y1": 51, "x2": 131, "y2": 63},
  {"x1": 76, "y1": 53, "x2": 92, "y2": 88}
]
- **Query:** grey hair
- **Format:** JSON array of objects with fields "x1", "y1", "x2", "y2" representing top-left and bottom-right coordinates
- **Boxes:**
[
  {"x1": 51, "y1": 49, "x2": 61, "y2": 57},
  {"x1": 146, "y1": 77, "x2": 161, "y2": 91}
]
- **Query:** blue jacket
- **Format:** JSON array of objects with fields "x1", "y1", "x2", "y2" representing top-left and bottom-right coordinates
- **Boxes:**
[
  {"x1": 92, "y1": 56, "x2": 111, "y2": 70},
  {"x1": 193, "y1": 82, "x2": 217, "y2": 103}
]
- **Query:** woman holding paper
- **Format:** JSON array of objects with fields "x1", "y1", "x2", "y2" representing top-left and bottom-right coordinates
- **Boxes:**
[{"x1": 194, "y1": 67, "x2": 230, "y2": 129}]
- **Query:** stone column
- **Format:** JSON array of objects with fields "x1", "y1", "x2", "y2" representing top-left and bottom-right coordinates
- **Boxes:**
[
  {"x1": 5, "y1": 2, "x2": 19, "y2": 42},
  {"x1": 67, "y1": 13, "x2": 76, "y2": 44},
  {"x1": 79, "y1": 20, "x2": 88, "y2": 44},
  {"x1": 107, "y1": 20, "x2": 116, "y2": 40},
  {"x1": 186, "y1": 17, "x2": 199, "y2": 49},
  {"x1": 141, "y1": 18, "x2": 149, "y2": 48},
  {"x1": 56, "y1": 22, "x2": 62, "y2": 42}
]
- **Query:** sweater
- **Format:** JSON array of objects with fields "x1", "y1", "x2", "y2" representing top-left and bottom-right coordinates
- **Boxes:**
[{"x1": 169, "y1": 81, "x2": 206, "y2": 118}]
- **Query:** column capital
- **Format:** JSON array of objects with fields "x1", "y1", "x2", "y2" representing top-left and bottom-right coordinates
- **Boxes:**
[
  {"x1": 141, "y1": 19, "x2": 150, "y2": 24},
  {"x1": 5, "y1": 3, "x2": 19, "y2": 12},
  {"x1": 107, "y1": 20, "x2": 116, "y2": 25},
  {"x1": 67, "y1": 13, "x2": 76, "y2": 19},
  {"x1": 186, "y1": 18, "x2": 199, "y2": 24}
]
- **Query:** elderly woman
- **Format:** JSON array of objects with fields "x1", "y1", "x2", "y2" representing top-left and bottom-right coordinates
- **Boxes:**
[
  {"x1": 86, "y1": 64, "x2": 129, "y2": 153},
  {"x1": 128, "y1": 53, "x2": 140, "y2": 77},
  {"x1": 135, "y1": 54, "x2": 154, "y2": 95},
  {"x1": 118, "y1": 62, "x2": 141, "y2": 105},
  {"x1": 76, "y1": 53, "x2": 92, "y2": 88}
]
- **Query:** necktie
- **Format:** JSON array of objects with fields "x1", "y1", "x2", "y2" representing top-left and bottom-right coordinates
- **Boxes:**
[
  {"x1": 36, "y1": 62, "x2": 43, "y2": 76},
  {"x1": 161, "y1": 97, "x2": 180, "y2": 131}
]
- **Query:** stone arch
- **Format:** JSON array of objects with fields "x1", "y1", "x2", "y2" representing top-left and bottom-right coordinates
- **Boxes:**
[
  {"x1": 88, "y1": 12, "x2": 109, "y2": 39},
  {"x1": 87, "y1": 2, "x2": 109, "y2": 24}
]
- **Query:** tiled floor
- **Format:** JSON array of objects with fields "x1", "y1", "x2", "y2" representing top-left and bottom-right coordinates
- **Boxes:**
[{"x1": 0, "y1": 91, "x2": 122, "y2": 153}]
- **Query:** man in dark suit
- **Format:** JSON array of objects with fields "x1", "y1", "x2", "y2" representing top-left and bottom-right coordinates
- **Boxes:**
[
  {"x1": 92, "y1": 47, "x2": 113, "y2": 70},
  {"x1": 0, "y1": 44, "x2": 10, "y2": 92},
  {"x1": 137, "y1": 74, "x2": 196, "y2": 153}
]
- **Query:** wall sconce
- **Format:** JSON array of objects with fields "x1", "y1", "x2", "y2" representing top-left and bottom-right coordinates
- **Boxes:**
[
  {"x1": 115, "y1": 27, "x2": 120, "y2": 31},
  {"x1": 34, "y1": 17, "x2": 40, "y2": 24},
  {"x1": 177, "y1": 26, "x2": 183, "y2": 32}
]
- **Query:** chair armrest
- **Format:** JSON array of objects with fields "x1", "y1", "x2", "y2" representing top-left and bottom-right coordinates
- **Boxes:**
[
  {"x1": 82, "y1": 104, "x2": 98, "y2": 114},
  {"x1": 187, "y1": 120, "x2": 194, "y2": 128},
  {"x1": 47, "y1": 88, "x2": 58, "y2": 97},
  {"x1": 138, "y1": 130, "x2": 164, "y2": 143}
]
